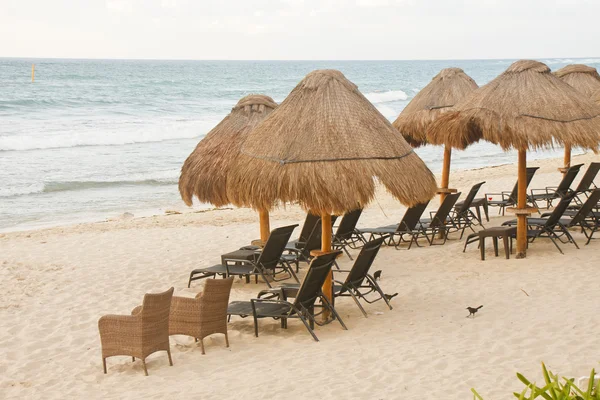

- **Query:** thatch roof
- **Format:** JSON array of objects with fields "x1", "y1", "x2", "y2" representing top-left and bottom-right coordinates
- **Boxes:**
[
  {"x1": 554, "y1": 64, "x2": 600, "y2": 97},
  {"x1": 179, "y1": 94, "x2": 278, "y2": 207},
  {"x1": 594, "y1": 89, "x2": 600, "y2": 105},
  {"x1": 427, "y1": 60, "x2": 600, "y2": 151},
  {"x1": 392, "y1": 68, "x2": 478, "y2": 147},
  {"x1": 226, "y1": 69, "x2": 437, "y2": 215}
]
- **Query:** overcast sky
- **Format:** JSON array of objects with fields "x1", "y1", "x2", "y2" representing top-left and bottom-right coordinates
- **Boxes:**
[{"x1": 1, "y1": 0, "x2": 598, "y2": 60}]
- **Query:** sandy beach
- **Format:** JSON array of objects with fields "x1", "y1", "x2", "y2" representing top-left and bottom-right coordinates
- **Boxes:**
[{"x1": 1, "y1": 152, "x2": 599, "y2": 399}]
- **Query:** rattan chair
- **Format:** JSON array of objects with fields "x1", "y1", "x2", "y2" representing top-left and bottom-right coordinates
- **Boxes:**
[
  {"x1": 169, "y1": 278, "x2": 233, "y2": 354},
  {"x1": 98, "y1": 287, "x2": 174, "y2": 376}
]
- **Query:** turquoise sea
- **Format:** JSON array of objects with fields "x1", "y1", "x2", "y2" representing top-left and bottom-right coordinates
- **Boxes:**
[{"x1": 1, "y1": 58, "x2": 599, "y2": 231}]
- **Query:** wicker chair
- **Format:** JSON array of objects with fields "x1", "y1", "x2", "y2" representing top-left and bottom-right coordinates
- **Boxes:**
[
  {"x1": 169, "y1": 278, "x2": 233, "y2": 354},
  {"x1": 98, "y1": 287, "x2": 174, "y2": 376}
]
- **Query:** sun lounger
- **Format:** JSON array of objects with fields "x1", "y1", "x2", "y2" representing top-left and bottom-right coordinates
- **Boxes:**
[
  {"x1": 188, "y1": 224, "x2": 299, "y2": 288},
  {"x1": 227, "y1": 251, "x2": 346, "y2": 341},
  {"x1": 529, "y1": 164, "x2": 583, "y2": 209},
  {"x1": 485, "y1": 167, "x2": 539, "y2": 215}
]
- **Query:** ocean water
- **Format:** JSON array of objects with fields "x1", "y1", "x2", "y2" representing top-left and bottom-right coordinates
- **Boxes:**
[{"x1": 1, "y1": 58, "x2": 598, "y2": 232}]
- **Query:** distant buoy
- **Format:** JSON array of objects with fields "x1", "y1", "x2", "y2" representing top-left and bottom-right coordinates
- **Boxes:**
[{"x1": 31, "y1": 64, "x2": 35, "y2": 82}]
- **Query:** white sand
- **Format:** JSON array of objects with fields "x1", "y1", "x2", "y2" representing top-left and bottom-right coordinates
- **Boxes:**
[{"x1": 1, "y1": 153, "x2": 599, "y2": 399}]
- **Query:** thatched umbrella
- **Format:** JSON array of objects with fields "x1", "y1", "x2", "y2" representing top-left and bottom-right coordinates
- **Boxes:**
[
  {"x1": 227, "y1": 69, "x2": 437, "y2": 304},
  {"x1": 554, "y1": 64, "x2": 600, "y2": 172},
  {"x1": 428, "y1": 60, "x2": 600, "y2": 258},
  {"x1": 179, "y1": 94, "x2": 278, "y2": 243},
  {"x1": 594, "y1": 89, "x2": 600, "y2": 105},
  {"x1": 392, "y1": 68, "x2": 478, "y2": 202}
]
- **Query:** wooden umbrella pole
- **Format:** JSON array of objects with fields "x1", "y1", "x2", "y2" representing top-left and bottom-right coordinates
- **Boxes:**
[
  {"x1": 321, "y1": 213, "x2": 333, "y2": 320},
  {"x1": 259, "y1": 209, "x2": 270, "y2": 243},
  {"x1": 563, "y1": 145, "x2": 571, "y2": 176},
  {"x1": 440, "y1": 145, "x2": 452, "y2": 204},
  {"x1": 516, "y1": 150, "x2": 528, "y2": 259}
]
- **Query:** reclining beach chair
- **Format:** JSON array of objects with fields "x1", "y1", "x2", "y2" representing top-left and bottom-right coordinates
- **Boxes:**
[
  {"x1": 187, "y1": 224, "x2": 299, "y2": 288},
  {"x1": 358, "y1": 201, "x2": 429, "y2": 249},
  {"x1": 169, "y1": 278, "x2": 233, "y2": 354},
  {"x1": 288, "y1": 213, "x2": 321, "y2": 249},
  {"x1": 227, "y1": 251, "x2": 347, "y2": 342},
  {"x1": 449, "y1": 182, "x2": 486, "y2": 238},
  {"x1": 414, "y1": 192, "x2": 461, "y2": 246},
  {"x1": 283, "y1": 219, "x2": 323, "y2": 270},
  {"x1": 571, "y1": 162, "x2": 600, "y2": 205},
  {"x1": 332, "y1": 208, "x2": 366, "y2": 259},
  {"x1": 540, "y1": 189, "x2": 600, "y2": 245},
  {"x1": 529, "y1": 164, "x2": 583, "y2": 209},
  {"x1": 486, "y1": 167, "x2": 539, "y2": 215},
  {"x1": 502, "y1": 192, "x2": 578, "y2": 254},
  {"x1": 271, "y1": 238, "x2": 391, "y2": 318},
  {"x1": 98, "y1": 287, "x2": 174, "y2": 376}
]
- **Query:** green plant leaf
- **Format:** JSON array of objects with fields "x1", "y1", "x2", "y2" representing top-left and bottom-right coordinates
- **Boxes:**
[{"x1": 471, "y1": 388, "x2": 484, "y2": 400}]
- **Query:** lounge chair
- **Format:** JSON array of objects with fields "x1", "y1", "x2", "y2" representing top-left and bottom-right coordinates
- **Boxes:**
[
  {"x1": 282, "y1": 219, "x2": 324, "y2": 270},
  {"x1": 227, "y1": 251, "x2": 347, "y2": 342},
  {"x1": 358, "y1": 201, "x2": 429, "y2": 249},
  {"x1": 449, "y1": 182, "x2": 486, "y2": 238},
  {"x1": 269, "y1": 238, "x2": 391, "y2": 318},
  {"x1": 485, "y1": 167, "x2": 539, "y2": 215},
  {"x1": 502, "y1": 192, "x2": 579, "y2": 254},
  {"x1": 98, "y1": 287, "x2": 174, "y2": 376},
  {"x1": 332, "y1": 208, "x2": 366, "y2": 259},
  {"x1": 571, "y1": 162, "x2": 600, "y2": 205},
  {"x1": 540, "y1": 188, "x2": 600, "y2": 245},
  {"x1": 414, "y1": 192, "x2": 461, "y2": 246},
  {"x1": 529, "y1": 164, "x2": 583, "y2": 209},
  {"x1": 187, "y1": 224, "x2": 299, "y2": 288},
  {"x1": 169, "y1": 278, "x2": 233, "y2": 354},
  {"x1": 289, "y1": 213, "x2": 321, "y2": 249}
]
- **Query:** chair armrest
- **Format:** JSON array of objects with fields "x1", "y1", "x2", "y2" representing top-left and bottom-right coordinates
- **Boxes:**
[
  {"x1": 98, "y1": 314, "x2": 140, "y2": 336},
  {"x1": 545, "y1": 186, "x2": 558, "y2": 194},
  {"x1": 333, "y1": 269, "x2": 352, "y2": 273},
  {"x1": 429, "y1": 211, "x2": 436, "y2": 219},
  {"x1": 530, "y1": 188, "x2": 547, "y2": 195}
]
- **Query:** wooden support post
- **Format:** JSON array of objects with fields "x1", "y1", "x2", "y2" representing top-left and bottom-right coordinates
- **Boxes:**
[
  {"x1": 563, "y1": 145, "x2": 571, "y2": 176},
  {"x1": 31, "y1": 64, "x2": 35, "y2": 82},
  {"x1": 321, "y1": 214, "x2": 333, "y2": 320},
  {"x1": 258, "y1": 209, "x2": 270, "y2": 243},
  {"x1": 516, "y1": 150, "x2": 528, "y2": 259},
  {"x1": 440, "y1": 145, "x2": 452, "y2": 204}
]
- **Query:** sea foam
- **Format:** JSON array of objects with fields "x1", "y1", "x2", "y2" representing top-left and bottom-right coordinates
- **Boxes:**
[{"x1": 364, "y1": 90, "x2": 408, "y2": 104}]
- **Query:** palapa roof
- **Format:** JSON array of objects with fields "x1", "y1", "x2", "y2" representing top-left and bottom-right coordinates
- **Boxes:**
[
  {"x1": 427, "y1": 60, "x2": 600, "y2": 151},
  {"x1": 594, "y1": 89, "x2": 600, "y2": 105},
  {"x1": 179, "y1": 94, "x2": 277, "y2": 207},
  {"x1": 554, "y1": 64, "x2": 600, "y2": 97},
  {"x1": 392, "y1": 68, "x2": 478, "y2": 147},
  {"x1": 226, "y1": 69, "x2": 437, "y2": 215}
]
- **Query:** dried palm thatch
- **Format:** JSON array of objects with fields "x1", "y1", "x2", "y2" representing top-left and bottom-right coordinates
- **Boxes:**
[
  {"x1": 393, "y1": 68, "x2": 478, "y2": 147},
  {"x1": 179, "y1": 94, "x2": 277, "y2": 207},
  {"x1": 554, "y1": 64, "x2": 600, "y2": 98},
  {"x1": 226, "y1": 69, "x2": 437, "y2": 215},
  {"x1": 427, "y1": 60, "x2": 600, "y2": 151},
  {"x1": 593, "y1": 89, "x2": 600, "y2": 105}
]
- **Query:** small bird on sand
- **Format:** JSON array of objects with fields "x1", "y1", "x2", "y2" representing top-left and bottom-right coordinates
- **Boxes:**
[
  {"x1": 466, "y1": 305, "x2": 483, "y2": 318},
  {"x1": 373, "y1": 270, "x2": 382, "y2": 281},
  {"x1": 385, "y1": 293, "x2": 398, "y2": 301}
]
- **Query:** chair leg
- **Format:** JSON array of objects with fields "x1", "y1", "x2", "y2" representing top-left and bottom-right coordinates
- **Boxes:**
[
  {"x1": 102, "y1": 358, "x2": 107, "y2": 374},
  {"x1": 199, "y1": 338, "x2": 205, "y2": 355},
  {"x1": 167, "y1": 349, "x2": 173, "y2": 366},
  {"x1": 224, "y1": 332, "x2": 230, "y2": 348},
  {"x1": 141, "y1": 359, "x2": 148, "y2": 376},
  {"x1": 299, "y1": 316, "x2": 319, "y2": 342},
  {"x1": 132, "y1": 356, "x2": 135, "y2": 362},
  {"x1": 188, "y1": 272, "x2": 193, "y2": 288},
  {"x1": 349, "y1": 292, "x2": 368, "y2": 318}
]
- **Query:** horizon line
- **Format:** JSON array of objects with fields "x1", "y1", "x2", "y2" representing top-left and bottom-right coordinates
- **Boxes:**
[{"x1": 1, "y1": 56, "x2": 599, "y2": 62}]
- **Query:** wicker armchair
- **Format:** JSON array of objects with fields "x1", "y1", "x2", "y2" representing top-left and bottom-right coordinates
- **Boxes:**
[
  {"x1": 98, "y1": 287, "x2": 174, "y2": 376},
  {"x1": 169, "y1": 278, "x2": 233, "y2": 354}
]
